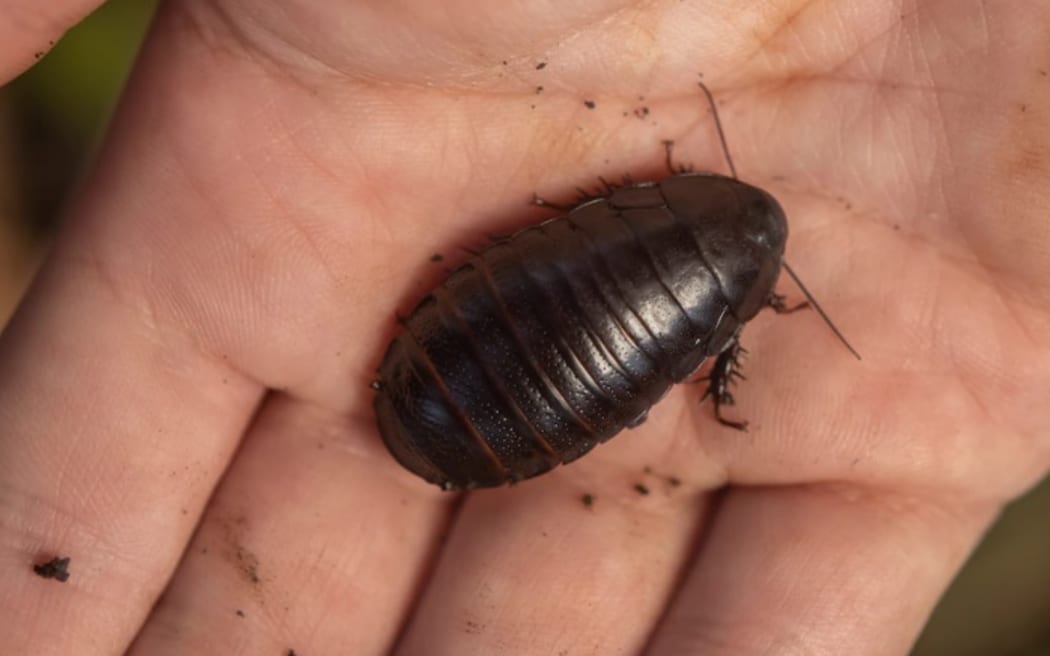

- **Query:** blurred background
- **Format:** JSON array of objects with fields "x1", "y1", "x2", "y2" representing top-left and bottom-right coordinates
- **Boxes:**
[{"x1": 0, "y1": 2, "x2": 1047, "y2": 653}]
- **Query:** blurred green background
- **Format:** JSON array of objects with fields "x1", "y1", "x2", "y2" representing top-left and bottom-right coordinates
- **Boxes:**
[{"x1": 0, "y1": 2, "x2": 1047, "y2": 653}]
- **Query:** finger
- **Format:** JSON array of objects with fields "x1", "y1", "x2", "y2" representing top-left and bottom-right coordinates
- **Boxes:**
[
  {"x1": 394, "y1": 443, "x2": 714, "y2": 656},
  {"x1": 128, "y1": 395, "x2": 451, "y2": 655},
  {"x1": 646, "y1": 484, "x2": 996, "y2": 656},
  {"x1": 0, "y1": 0, "x2": 105, "y2": 83},
  {"x1": 0, "y1": 12, "x2": 274, "y2": 655},
  {"x1": 0, "y1": 253, "x2": 264, "y2": 653}
]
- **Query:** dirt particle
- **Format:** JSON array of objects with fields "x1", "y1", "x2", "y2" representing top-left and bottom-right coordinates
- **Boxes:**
[
  {"x1": 236, "y1": 546, "x2": 261, "y2": 584},
  {"x1": 633, "y1": 106, "x2": 650, "y2": 119},
  {"x1": 581, "y1": 493, "x2": 595, "y2": 508},
  {"x1": 34, "y1": 52, "x2": 43, "y2": 59},
  {"x1": 583, "y1": 100, "x2": 596, "y2": 109},
  {"x1": 535, "y1": 61, "x2": 547, "y2": 70},
  {"x1": 634, "y1": 483, "x2": 650, "y2": 496},
  {"x1": 667, "y1": 476, "x2": 682, "y2": 487},
  {"x1": 1040, "y1": 69, "x2": 1047, "y2": 77},
  {"x1": 236, "y1": 609, "x2": 245, "y2": 618},
  {"x1": 465, "y1": 619, "x2": 483, "y2": 634},
  {"x1": 535, "y1": 85, "x2": 544, "y2": 94},
  {"x1": 33, "y1": 556, "x2": 70, "y2": 582},
  {"x1": 501, "y1": 60, "x2": 508, "y2": 65},
  {"x1": 430, "y1": 253, "x2": 444, "y2": 262},
  {"x1": 643, "y1": 465, "x2": 653, "y2": 475},
  {"x1": 530, "y1": 104, "x2": 536, "y2": 109}
]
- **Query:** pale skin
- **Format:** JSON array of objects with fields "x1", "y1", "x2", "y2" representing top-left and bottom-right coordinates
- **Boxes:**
[{"x1": 2, "y1": 1, "x2": 1050, "y2": 654}]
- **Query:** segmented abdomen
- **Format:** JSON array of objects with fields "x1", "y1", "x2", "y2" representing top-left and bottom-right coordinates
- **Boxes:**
[{"x1": 374, "y1": 184, "x2": 738, "y2": 489}]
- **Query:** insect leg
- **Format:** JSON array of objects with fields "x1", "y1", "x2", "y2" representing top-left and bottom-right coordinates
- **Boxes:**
[
  {"x1": 531, "y1": 193, "x2": 573, "y2": 211},
  {"x1": 768, "y1": 292, "x2": 809, "y2": 314},
  {"x1": 699, "y1": 341, "x2": 749, "y2": 431},
  {"x1": 597, "y1": 175, "x2": 619, "y2": 194},
  {"x1": 662, "y1": 140, "x2": 693, "y2": 175}
]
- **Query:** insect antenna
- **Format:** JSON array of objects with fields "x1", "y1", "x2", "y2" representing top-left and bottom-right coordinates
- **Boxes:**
[
  {"x1": 698, "y1": 78, "x2": 859, "y2": 360},
  {"x1": 698, "y1": 79, "x2": 738, "y2": 179},
  {"x1": 782, "y1": 262, "x2": 861, "y2": 360}
]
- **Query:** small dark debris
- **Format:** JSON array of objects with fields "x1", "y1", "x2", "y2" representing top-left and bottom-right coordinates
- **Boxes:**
[
  {"x1": 535, "y1": 86, "x2": 544, "y2": 94},
  {"x1": 535, "y1": 62, "x2": 547, "y2": 70},
  {"x1": 634, "y1": 483, "x2": 650, "y2": 496},
  {"x1": 236, "y1": 546, "x2": 261, "y2": 584},
  {"x1": 1021, "y1": 104, "x2": 1027, "y2": 112},
  {"x1": 430, "y1": 253, "x2": 444, "y2": 262},
  {"x1": 892, "y1": 223, "x2": 901, "y2": 231},
  {"x1": 643, "y1": 465, "x2": 653, "y2": 475},
  {"x1": 33, "y1": 556, "x2": 70, "y2": 582},
  {"x1": 236, "y1": 609, "x2": 245, "y2": 618},
  {"x1": 34, "y1": 52, "x2": 43, "y2": 59},
  {"x1": 581, "y1": 493, "x2": 595, "y2": 508},
  {"x1": 633, "y1": 106, "x2": 650, "y2": 119},
  {"x1": 1040, "y1": 69, "x2": 1048, "y2": 77},
  {"x1": 583, "y1": 100, "x2": 596, "y2": 109},
  {"x1": 668, "y1": 476, "x2": 682, "y2": 487},
  {"x1": 181, "y1": 508, "x2": 188, "y2": 515},
  {"x1": 501, "y1": 60, "x2": 508, "y2": 65},
  {"x1": 465, "y1": 619, "x2": 482, "y2": 634},
  {"x1": 530, "y1": 104, "x2": 536, "y2": 109}
]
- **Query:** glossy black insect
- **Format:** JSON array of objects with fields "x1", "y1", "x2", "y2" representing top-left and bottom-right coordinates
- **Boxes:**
[{"x1": 373, "y1": 82, "x2": 858, "y2": 490}]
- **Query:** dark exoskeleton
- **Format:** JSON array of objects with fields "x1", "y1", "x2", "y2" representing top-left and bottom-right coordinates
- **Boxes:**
[{"x1": 372, "y1": 83, "x2": 857, "y2": 490}]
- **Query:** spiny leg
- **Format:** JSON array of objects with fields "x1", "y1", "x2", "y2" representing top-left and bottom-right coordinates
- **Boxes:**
[
  {"x1": 597, "y1": 175, "x2": 618, "y2": 194},
  {"x1": 662, "y1": 140, "x2": 694, "y2": 176},
  {"x1": 531, "y1": 193, "x2": 573, "y2": 212},
  {"x1": 768, "y1": 292, "x2": 809, "y2": 314},
  {"x1": 700, "y1": 340, "x2": 749, "y2": 431}
]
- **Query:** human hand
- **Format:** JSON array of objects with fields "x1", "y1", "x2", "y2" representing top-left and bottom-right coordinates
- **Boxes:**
[{"x1": 2, "y1": 1, "x2": 1048, "y2": 654}]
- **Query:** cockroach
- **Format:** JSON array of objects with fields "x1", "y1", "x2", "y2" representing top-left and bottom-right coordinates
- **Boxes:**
[{"x1": 373, "y1": 81, "x2": 858, "y2": 490}]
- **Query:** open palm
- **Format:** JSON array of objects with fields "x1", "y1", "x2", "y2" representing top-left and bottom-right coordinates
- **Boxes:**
[{"x1": 2, "y1": 1, "x2": 1048, "y2": 654}]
